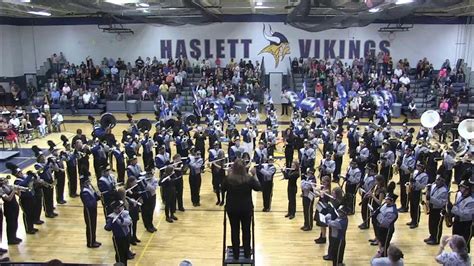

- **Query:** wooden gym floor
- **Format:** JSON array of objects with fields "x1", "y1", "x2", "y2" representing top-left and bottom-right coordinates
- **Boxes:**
[{"x1": 1, "y1": 111, "x2": 471, "y2": 266}]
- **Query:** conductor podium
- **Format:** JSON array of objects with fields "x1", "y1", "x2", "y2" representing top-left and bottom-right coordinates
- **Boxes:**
[{"x1": 222, "y1": 210, "x2": 255, "y2": 266}]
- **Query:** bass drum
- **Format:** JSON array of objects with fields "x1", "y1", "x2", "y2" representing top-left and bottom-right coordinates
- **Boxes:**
[
  {"x1": 137, "y1": 118, "x2": 152, "y2": 133},
  {"x1": 183, "y1": 112, "x2": 197, "y2": 127}
]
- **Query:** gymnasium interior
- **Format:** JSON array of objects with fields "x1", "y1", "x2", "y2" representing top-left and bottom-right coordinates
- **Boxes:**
[{"x1": 0, "y1": 0, "x2": 474, "y2": 265}]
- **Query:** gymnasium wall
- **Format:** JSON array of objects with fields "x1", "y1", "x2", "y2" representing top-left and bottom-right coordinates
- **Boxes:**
[{"x1": 1, "y1": 22, "x2": 473, "y2": 77}]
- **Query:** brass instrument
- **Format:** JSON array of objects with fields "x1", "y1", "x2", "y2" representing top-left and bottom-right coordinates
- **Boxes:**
[
  {"x1": 422, "y1": 184, "x2": 432, "y2": 215},
  {"x1": 392, "y1": 164, "x2": 399, "y2": 175}
]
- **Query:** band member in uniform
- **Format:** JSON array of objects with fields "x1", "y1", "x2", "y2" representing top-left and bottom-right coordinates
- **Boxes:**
[
  {"x1": 140, "y1": 171, "x2": 158, "y2": 233},
  {"x1": 210, "y1": 150, "x2": 226, "y2": 206},
  {"x1": 359, "y1": 164, "x2": 376, "y2": 230},
  {"x1": 229, "y1": 137, "x2": 244, "y2": 162},
  {"x1": 127, "y1": 155, "x2": 142, "y2": 180},
  {"x1": 104, "y1": 200, "x2": 132, "y2": 265},
  {"x1": 332, "y1": 134, "x2": 346, "y2": 183},
  {"x1": 11, "y1": 165, "x2": 37, "y2": 234},
  {"x1": 155, "y1": 146, "x2": 170, "y2": 177},
  {"x1": 283, "y1": 161, "x2": 300, "y2": 219},
  {"x1": 118, "y1": 180, "x2": 140, "y2": 246},
  {"x1": 407, "y1": 162, "x2": 428, "y2": 229},
  {"x1": 175, "y1": 129, "x2": 193, "y2": 159},
  {"x1": 75, "y1": 140, "x2": 91, "y2": 177},
  {"x1": 193, "y1": 127, "x2": 207, "y2": 159},
  {"x1": 33, "y1": 146, "x2": 57, "y2": 219},
  {"x1": 98, "y1": 165, "x2": 117, "y2": 218},
  {"x1": 299, "y1": 139, "x2": 315, "y2": 175},
  {"x1": 344, "y1": 160, "x2": 362, "y2": 215},
  {"x1": 441, "y1": 149, "x2": 456, "y2": 186},
  {"x1": 301, "y1": 168, "x2": 316, "y2": 231},
  {"x1": 356, "y1": 141, "x2": 370, "y2": 176},
  {"x1": 260, "y1": 126, "x2": 276, "y2": 157},
  {"x1": 170, "y1": 154, "x2": 185, "y2": 212},
  {"x1": 369, "y1": 176, "x2": 388, "y2": 246},
  {"x1": 140, "y1": 131, "x2": 155, "y2": 170},
  {"x1": 450, "y1": 180, "x2": 473, "y2": 253},
  {"x1": 283, "y1": 127, "x2": 295, "y2": 168},
  {"x1": 314, "y1": 176, "x2": 332, "y2": 244},
  {"x1": 189, "y1": 150, "x2": 204, "y2": 207},
  {"x1": 398, "y1": 147, "x2": 415, "y2": 213},
  {"x1": 319, "y1": 152, "x2": 335, "y2": 181},
  {"x1": 374, "y1": 190, "x2": 399, "y2": 257},
  {"x1": 347, "y1": 125, "x2": 360, "y2": 159},
  {"x1": 91, "y1": 139, "x2": 109, "y2": 180},
  {"x1": 111, "y1": 144, "x2": 126, "y2": 184},
  {"x1": 159, "y1": 166, "x2": 179, "y2": 223},
  {"x1": 259, "y1": 157, "x2": 276, "y2": 212},
  {"x1": 48, "y1": 142, "x2": 66, "y2": 204},
  {"x1": 324, "y1": 206, "x2": 350, "y2": 266},
  {"x1": 240, "y1": 122, "x2": 254, "y2": 156},
  {"x1": 62, "y1": 136, "x2": 78, "y2": 198},
  {"x1": 425, "y1": 175, "x2": 448, "y2": 245},
  {"x1": 0, "y1": 175, "x2": 21, "y2": 245},
  {"x1": 253, "y1": 140, "x2": 268, "y2": 165},
  {"x1": 79, "y1": 172, "x2": 101, "y2": 248},
  {"x1": 379, "y1": 141, "x2": 395, "y2": 183}
]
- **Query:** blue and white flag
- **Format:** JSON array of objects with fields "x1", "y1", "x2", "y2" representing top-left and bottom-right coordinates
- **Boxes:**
[{"x1": 300, "y1": 97, "x2": 318, "y2": 112}]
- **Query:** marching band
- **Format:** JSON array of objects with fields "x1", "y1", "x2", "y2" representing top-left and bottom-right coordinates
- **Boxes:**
[{"x1": 0, "y1": 105, "x2": 471, "y2": 265}]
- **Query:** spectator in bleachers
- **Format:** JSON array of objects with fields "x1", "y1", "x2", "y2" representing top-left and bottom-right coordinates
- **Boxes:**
[
  {"x1": 408, "y1": 100, "x2": 417, "y2": 119},
  {"x1": 37, "y1": 113, "x2": 48, "y2": 137}
]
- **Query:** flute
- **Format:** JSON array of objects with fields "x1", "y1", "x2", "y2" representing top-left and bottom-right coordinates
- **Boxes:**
[
  {"x1": 158, "y1": 161, "x2": 181, "y2": 171},
  {"x1": 112, "y1": 209, "x2": 125, "y2": 223}
]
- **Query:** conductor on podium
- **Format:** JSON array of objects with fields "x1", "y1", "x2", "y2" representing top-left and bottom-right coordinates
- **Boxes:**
[{"x1": 223, "y1": 158, "x2": 261, "y2": 260}]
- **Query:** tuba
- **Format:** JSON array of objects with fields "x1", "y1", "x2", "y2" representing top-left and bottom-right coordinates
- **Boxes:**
[
  {"x1": 420, "y1": 110, "x2": 441, "y2": 129},
  {"x1": 100, "y1": 113, "x2": 117, "y2": 129}
]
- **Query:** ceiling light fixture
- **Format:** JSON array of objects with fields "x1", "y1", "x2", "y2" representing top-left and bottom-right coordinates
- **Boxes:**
[
  {"x1": 255, "y1": 6, "x2": 273, "y2": 9},
  {"x1": 27, "y1": 10, "x2": 51, "y2": 16},
  {"x1": 137, "y1": 3, "x2": 149, "y2": 7},
  {"x1": 369, "y1": 7, "x2": 380, "y2": 13},
  {"x1": 256, "y1": 1, "x2": 263, "y2": 6},
  {"x1": 104, "y1": 0, "x2": 139, "y2": 6},
  {"x1": 395, "y1": 0, "x2": 414, "y2": 5}
]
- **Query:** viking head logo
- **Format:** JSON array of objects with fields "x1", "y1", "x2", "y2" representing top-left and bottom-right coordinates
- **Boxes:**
[{"x1": 258, "y1": 24, "x2": 290, "y2": 68}]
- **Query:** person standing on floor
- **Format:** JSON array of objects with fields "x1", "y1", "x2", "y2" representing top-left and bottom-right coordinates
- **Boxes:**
[
  {"x1": 223, "y1": 158, "x2": 261, "y2": 260},
  {"x1": 79, "y1": 172, "x2": 101, "y2": 248},
  {"x1": 283, "y1": 161, "x2": 300, "y2": 219},
  {"x1": 104, "y1": 200, "x2": 132, "y2": 266}
]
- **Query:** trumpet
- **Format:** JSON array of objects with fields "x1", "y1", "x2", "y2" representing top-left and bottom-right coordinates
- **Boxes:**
[
  {"x1": 392, "y1": 164, "x2": 399, "y2": 175},
  {"x1": 12, "y1": 185, "x2": 30, "y2": 192}
]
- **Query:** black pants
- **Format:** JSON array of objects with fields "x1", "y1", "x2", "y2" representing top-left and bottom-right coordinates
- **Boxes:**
[
  {"x1": 361, "y1": 197, "x2": 370, "y2": 227},
  {"x1": 163, "y1": 188, "x2": 176, "y2": 219},
  {"x1": 428, "y1": 207, "x2": 443, "y2": 243},
  {"x1": 281, "y1": 103, "x2": 289, "y2": 115},
  {"x1": 285, "y1": 147, "x2": 294, "y2": 168},
  {"x1": 175, "y1": 178, "x2": 184, "y2": 210},
  {"x1": 42, "y1": 186, "x2": 55, "y2": 216},
  {"x1": 302, "y1": 196, "x2": 314, "y2": 229},
  {"x1": 83, "y1": 206, "x2": 97, "y2": 246},
  {"x1": 19, "y1": 196, "x2": 35, "y2": 232},
  {"x1": 262, "y1": 180, "x2": 273, "y2": 210},
  {"x1": 55, "y1": 171, "x2": 66, "y2": 202},
  {"x1": 345, "y1": 183, "x2": 357, "y2": 214},
  {"x1": 227, "y1": 210, "x2": 252, "y2": 259},
  {"x1": 453, "y1": 220, "x2": 472, "y2": 253},
  {"x1": 328, "y1": 237, "x2": 345, "y2": 266},
  {"x1": 141, "y1": 194, "x2": 156, "y2": 230},
  {"x1": 189, "y1": 173, "x2": 202, "y2": 205},
  {"x1": 67, "y1": 166, "x2": 78, "y2": 197},
  {"x1": 409, "y1": 190, "x2": 421, "y2": 225},
  {"x1": 399, "y1": 172, "x2": 409, "y2": 209},
  {"x1": 143, "y1": 152, "x2": 154, "y2": 171},
  {"x1": 380, "y1": 166, "x2": 391, "y2": 183},
  {"x1": 334, "y1": 156, "x2": 342, "y2": 181},
  {"x1": 4, "y1": 198, "x2": 19, "y2": 242},
  {"x1": 377, "y1": 226, "x2": 394, "y2": 257},
  {"x1": 33, "y1": 190, "x2": 43, "y2": 222},
  {"x1": 112, "y1": 235, "x2": 130, "y2": 265},
  {"x1": 117, "y1": 163, "x2": 126, "y2": 184},
  {"x1": 287, "y1": 183, "x2": 297, "y2": 216}
]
